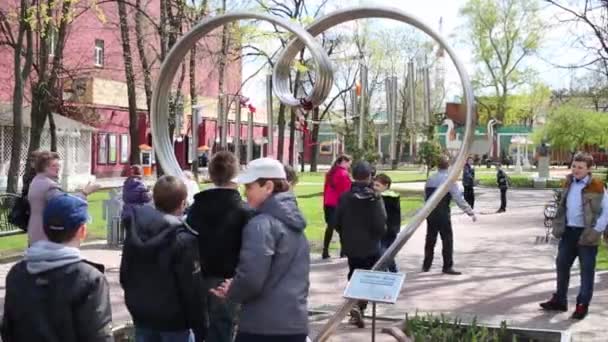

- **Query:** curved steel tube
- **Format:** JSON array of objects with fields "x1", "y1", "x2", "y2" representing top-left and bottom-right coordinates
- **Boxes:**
[
  {"x1": 151, "y1": 12, "x2": 333, "y2": 177},
  {"x1": 302, "y1": 7, "x2": 476, "y2": 342}
]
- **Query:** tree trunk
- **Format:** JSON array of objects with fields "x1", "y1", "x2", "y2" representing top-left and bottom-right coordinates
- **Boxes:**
[
  {"x1": 135, "y1": 0, "x2": 152, "y2": 113},
  {"x1": 277, "y1": 103, "x2": 286, "y2": 162},
  {"x1": 310, "y1": 107, "x2": 320, "y2": 172},
  {"x1": 289, "y1": 107, "x2": 296, "y2": 166},
  {"x1": 48, "y1": 111, "x2": 57, "y2": 152},
  {"x1": 118, "y1": 0, "x2": 141, "y2": 165},
  {"x1": 7, "y1": 0, "x2": 33, "y2": 194}
]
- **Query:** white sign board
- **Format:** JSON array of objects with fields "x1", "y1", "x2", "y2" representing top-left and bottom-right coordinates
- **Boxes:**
[{"x1": 343, "y1": 270, "x2": 406, "y2": 304}]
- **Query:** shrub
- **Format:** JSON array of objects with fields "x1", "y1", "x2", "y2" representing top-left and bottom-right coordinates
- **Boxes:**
[{"x1": 403, "y1": 313, "x2": 517, "y2": 342}]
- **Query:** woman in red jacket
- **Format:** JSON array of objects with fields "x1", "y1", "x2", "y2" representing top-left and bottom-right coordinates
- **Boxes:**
[{"x1": 322, "y1": 154, "x2": 352, "y2": 259}]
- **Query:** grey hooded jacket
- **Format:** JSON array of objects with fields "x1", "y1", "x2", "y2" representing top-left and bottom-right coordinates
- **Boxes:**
[{"x1": 227, "y1": 192, "x2": 310, "y2": 336}]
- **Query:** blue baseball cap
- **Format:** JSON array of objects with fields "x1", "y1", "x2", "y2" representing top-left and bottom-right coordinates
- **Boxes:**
[{"x1": 43, "y1": 194, "x2": 89, "y2": 231}]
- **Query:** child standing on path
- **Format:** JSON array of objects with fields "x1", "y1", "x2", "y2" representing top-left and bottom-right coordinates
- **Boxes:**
[
  {"x1": 187, "y1": 151, "x2": 251, "y2": 342},
  {"x1": 120, "y1": 176, "x2": 206, "y2": 342},
  {"x1": 373, "y1": 173, "x2": 402, "y2": 273},
  {"x1": 210, "y1": 158, "x2": 310, "y2": 342},
  {"x1": 2, "y1": 194, "x2": 113, "y2": 342},
  {"x1": 335, "y1": 161, "x2": 387, "y2": 328},
  {"x1": 496, "y1": 163, "x2": 509, "y2": 213}
]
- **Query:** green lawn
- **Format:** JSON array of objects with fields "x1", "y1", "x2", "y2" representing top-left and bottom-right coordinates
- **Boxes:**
[
  {"x1": 597, "y1": 244, "x2": 608, "y2": 270},
  {"x1": 298, "y1": 171, "x2": 427, "y2": 184},
  {"x1": 0, "y1": 177, "x2": 425, "y2": 255}
]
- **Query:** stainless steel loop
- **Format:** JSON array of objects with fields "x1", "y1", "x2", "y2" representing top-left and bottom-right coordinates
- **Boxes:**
[
  {"x1": 298, "y1": 7, "x2": 476, "y2": 342},
  {"x1": 151, "y1": 12, "x2": 333, "y2": 177}
]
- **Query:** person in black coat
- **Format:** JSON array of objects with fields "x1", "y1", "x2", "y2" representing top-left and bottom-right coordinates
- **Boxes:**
[
  {"x1": 187, "y1": 151, "x2": 251, "y2": 342},
  {"x1": 373, "y1": 173, "x2": 402, "y2": 273},
  {"x1": 2, "y1": 194, "x2": 113, "y2": 342},
  {"x1": 496, "y1": 163, "x2": 509, "y2": 213},
  {"x1": 462, "y1": 157, "x2": 476, "y2": 208},
  {"x1": 335, "y1": 160, "x2": 386, "y2": 328},
  {"x1": 120, "y1": 176, "x2": 206, "y2": 342}
]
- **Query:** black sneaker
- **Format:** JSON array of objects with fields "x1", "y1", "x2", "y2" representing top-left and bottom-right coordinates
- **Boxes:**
[
  {"x1": 322, "y1": 252, "x2": 330, "y2": 260},
  {"x1": 442, "y1": 268, "x2": 462, "y2": 275},
  {"x1": 539, "y1": 295, "x2": 568, "y2": 312},
  {"x1": 349, "y1": 307, "x2": 365, "y2": 328},
  {"x1": 422, "y1": 265, "x2": 431, "y2": 272},
  {"x1": 496, "y1": 208, "x2": 506, "y2": 213},
  {"x1": 571, "y1": 304, "x2": 588, "y2": 320}
]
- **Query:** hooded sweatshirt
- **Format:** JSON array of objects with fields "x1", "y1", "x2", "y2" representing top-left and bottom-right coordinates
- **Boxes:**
[
  {"x1": 120, "y1": 205, "x2": 206, "y2": 341},
  {"x1": 25, "y1": 240, "x2": 83, "y2": 274},
  {"x1": 335, "y1": 182, "x2": 387, "y2": 258},
  {"x1": 227, "y1": 192, "x2": 310, "y2": 336},
  {"x1": 121, "y1": 176, "x2": 152, "y2": 221},
  {"x1": 2, "y1": 241, "x2": 112, "y2": 342},
  {"x1": 186, "y1": 188, "x2": 251, "y2": 279}
]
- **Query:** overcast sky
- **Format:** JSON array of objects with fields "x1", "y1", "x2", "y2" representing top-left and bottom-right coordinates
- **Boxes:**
[{"x1": 240, "y1": 0, "x2": 593, "y2": 108}]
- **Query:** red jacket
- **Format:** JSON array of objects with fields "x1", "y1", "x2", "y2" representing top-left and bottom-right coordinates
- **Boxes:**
[{"x1": 323, "y1": 166, "x2": 352, "y2": 207}]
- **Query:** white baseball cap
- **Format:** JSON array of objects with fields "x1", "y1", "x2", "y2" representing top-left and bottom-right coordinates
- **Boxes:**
[{"x1": 235, "y1": 158, "x2": 286, "y2": 184}]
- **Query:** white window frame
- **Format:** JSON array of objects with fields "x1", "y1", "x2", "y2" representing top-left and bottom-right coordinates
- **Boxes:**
[
  {"x1": 98, "y1": 133, "x2": 108, "y2": 164},
  {"x1": 94, "y1": 39, "x2": 104, "y2": 67},
  {"x1": 108, "y1": 134, "x2": 117, "y2": 164},
  {"x1": 120, "y1": 134, "x2": 129, "y2": 164}
]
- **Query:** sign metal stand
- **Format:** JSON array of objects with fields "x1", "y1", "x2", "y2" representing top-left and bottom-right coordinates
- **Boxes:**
[{"x1": 343, "y1": 270, "x2": 406, "y2": 341}]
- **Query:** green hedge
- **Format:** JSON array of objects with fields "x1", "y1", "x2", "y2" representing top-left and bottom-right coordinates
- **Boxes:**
[{"x1": 403, "y1": 313, "x2": 519, "y2": 341}]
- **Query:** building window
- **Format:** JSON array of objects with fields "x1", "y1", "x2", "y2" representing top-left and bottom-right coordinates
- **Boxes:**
[
  {"x1": 320, "y1": 142, "x2": 333, "y2": 155},
  {"x1": 108, "y1": 134, "x2": 117, "y2": 164},
  {"x1": 98, "y1": 133, "x2": 107, "y2": 164},
  {"x1": 94, "y1": 39, "x2": 104, "y2": 67},
  {"x1": 120, "y1": 134, "x2": 129, "y2": 163}
]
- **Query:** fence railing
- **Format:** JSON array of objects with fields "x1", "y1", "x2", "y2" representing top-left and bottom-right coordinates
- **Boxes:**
[{"x1": 0, "y1": 193, "x2": 25, "y2": 237}]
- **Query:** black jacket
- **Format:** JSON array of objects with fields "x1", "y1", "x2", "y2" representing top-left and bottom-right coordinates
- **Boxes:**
[
  {"x1": 335, "y1": 182, "x2": 387, "y2": 258},
  {"x1": 381, "y1": 190, "x2": 402, "y2": 245},
  {"x1": 120, "y1": 206, "x2": 206, "y2": 341},
  {"x1": 1, "y1": 260, "x2": 112, "y2": 342},
  {"x1": 463, "y1": 164, "x2": 475, "y2": 187},
  {"x1": 187, "y1": 188, "x2": 251, "y2": 278},
  {"x1": 497, "y1": 169, "x2": 509, "y2": 189}
]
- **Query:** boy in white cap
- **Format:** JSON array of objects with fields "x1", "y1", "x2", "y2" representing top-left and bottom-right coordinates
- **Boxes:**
[{"x1": 210, "y1": 158, "x2": 310, "y2": 342}]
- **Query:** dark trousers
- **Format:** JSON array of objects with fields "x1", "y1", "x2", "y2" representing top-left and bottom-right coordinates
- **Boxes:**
[
  {"x1": 347, "y1": 253, "x2": 380, "y2": 311},
  {"x1": 463, "y1": 186, "x2": 475, "y2": 209},
  {"x1": 380, "y1": 239, "x2": 398, "y2": 273},
  {"x1": 235, "y1": 333, "x2": 307, "y2": 342},
  {"x1": 204, "y1": 277, "x2": 237, "y2": 342},
  {"x1": 499, "y1": 188, "x2": 507, "y2": 210},
  {"x1": 423, "y1": 219, "x2": 454, "y2": 271},
  {"x1": 322, "y1": 206, "x2": 339, "y2": 255},
  {"x1": 555, "y1": 227, "x2": 598, "y2": 306}
]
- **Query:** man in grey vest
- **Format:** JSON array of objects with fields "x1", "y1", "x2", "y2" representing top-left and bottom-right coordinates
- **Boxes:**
[
  {"x1": 540, "y1": 152, "x2": 608, "y2": 319},
  {"x1": 423, "y1": 156, "x2": 477, "y2": 275}
]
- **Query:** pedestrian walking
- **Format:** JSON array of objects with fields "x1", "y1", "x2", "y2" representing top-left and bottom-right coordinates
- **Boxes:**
[
  {"x1": 423, "y1": 156, "x2": 476, "y2": 275},
  {"x1": 322, "y1": 154, "x2": 352, "y2": 259},
  {"x1": 121, "y1": 165, "x2": 152, "y2": 230},
  {"x1": 496, "y1": 163, "x2": 509, "y2": 213},
  {"x1": 463, "y1": 156, "x2": 476, "y2": 208}
]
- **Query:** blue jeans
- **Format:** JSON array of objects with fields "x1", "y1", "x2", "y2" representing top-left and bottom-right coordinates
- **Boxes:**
[
  {"x1": 135, "y1": 326, "x2": 194, "y2": 342},
  {"x1": 204, "y1": 277, "x2": 238, "y2": 342},
  {"x1": 555, "y1": 227, "x2": 598, "y2": 306},
  {"x1": 380, "y1": 241, "x2": 398, "y2": 273}
]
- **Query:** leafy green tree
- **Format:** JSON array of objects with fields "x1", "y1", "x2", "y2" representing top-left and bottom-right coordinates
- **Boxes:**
[{"x1": 460, "y1": 0, "x2": 545, "y2": 122}]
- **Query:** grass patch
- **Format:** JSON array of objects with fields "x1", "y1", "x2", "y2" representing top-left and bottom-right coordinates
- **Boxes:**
[
  {"x1": 597, "y1": 244, "x2": 608, "y2": 271},
  {"x1": 0, "y1": 173, "x2": 426, "y2": 255}
]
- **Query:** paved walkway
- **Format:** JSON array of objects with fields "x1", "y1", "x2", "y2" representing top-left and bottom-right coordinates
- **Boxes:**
[{"x1": 0, "y1": 188, "x2": 606, "y2": 341}]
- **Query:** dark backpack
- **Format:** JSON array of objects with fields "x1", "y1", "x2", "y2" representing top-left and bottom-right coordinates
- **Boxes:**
[{"x1": 8, "y1": 195, "x2": 30, "y2": 231}]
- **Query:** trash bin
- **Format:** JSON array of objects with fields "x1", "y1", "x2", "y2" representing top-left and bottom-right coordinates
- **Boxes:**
[{"x1": 103, "y1": 189, "x2": 125, "y2": 247}]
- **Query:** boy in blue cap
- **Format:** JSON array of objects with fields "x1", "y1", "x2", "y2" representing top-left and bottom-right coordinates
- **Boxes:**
[{"x1": 1, "y1": 194, "x2": 113, "y2": 342}]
